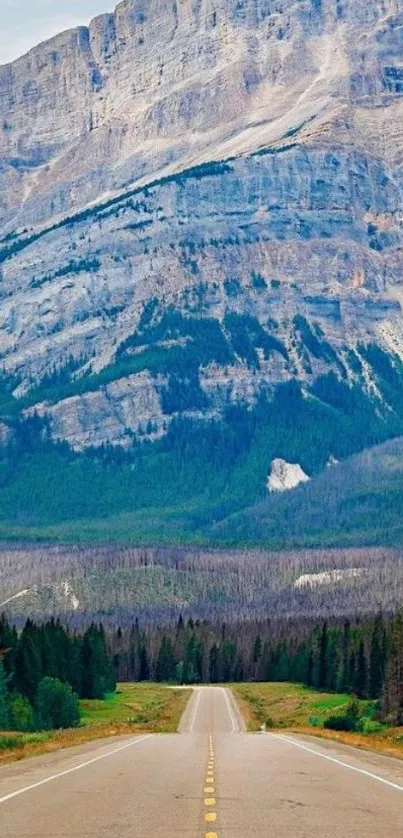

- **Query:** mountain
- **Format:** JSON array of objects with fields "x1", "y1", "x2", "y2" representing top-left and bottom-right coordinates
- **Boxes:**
[{"x1": 0, "y1": 0, "x2": 403, "y2": 543}]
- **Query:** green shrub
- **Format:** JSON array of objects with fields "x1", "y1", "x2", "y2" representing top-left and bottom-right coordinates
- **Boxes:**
[
  {"x1": 324, "y1": 714, "x2": 357, "y2": 731},
  {"x1": 324, "y1": 697, "x2": 362, "y2": 731},
  {"x1": 9, "y1": 693, "x2": 35, "y2": 732},
  {"x1": 36, "y1": 677, "x2": 80, "y2": 730},
  {"x1": 0, "y1": 735, "x2": 22, "y2": 750},
  {"x1": 356, "y1": 718, "x2": 384, "y2": 734}
]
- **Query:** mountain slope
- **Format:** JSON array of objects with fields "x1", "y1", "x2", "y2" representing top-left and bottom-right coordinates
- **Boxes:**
[
  {"x1": 0, "y1": 0, "x2": 402, "y2": 543},
  {"x1": 213, "y1": 436, "x2": 403, "y2": 548}
]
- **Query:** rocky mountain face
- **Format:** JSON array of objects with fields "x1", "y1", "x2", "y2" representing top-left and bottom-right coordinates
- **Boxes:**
[{"x1": 0, "y1": 0, "x2": 402, "y2": 461}]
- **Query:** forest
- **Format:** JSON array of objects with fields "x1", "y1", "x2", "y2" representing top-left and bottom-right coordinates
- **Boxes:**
[
  {"x1": 1, "y1": 543, "x2": 403, "y2": 626},
  {"x1": 107, "y1": 612, "x2": 403, "y2": 725},
  {"x1": 1, "y1": 609, "x2": 402, "y2": 732},
  {"x1": 0, "y1": 317, "x2": 402, "y2": 548},
  {"x1": 0, "y1": 617, "x2": 116, "y2": 732}
]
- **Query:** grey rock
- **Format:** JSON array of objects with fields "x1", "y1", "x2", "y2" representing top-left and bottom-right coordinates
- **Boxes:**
[{"x1": 0, "y1": 0, "x2": 402, "y2": 448}]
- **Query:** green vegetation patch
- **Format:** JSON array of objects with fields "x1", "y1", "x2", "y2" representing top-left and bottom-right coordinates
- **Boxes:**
[
  {"x1": 232, "y1": 682, "x2": 372, "y2": 732},
  {"x1": 224, "y1": 312, "x2": 288, "y2": 368},
  {"x1": 80, "y1": 683, "x2": 191, "y2": 733}
]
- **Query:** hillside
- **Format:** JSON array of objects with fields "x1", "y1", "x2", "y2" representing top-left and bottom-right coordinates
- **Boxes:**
[
  {"x1": 0, "y1": 542, "x2": 402, "y2": 625},
  {"x1": 214, "y1": 436, "x2": 403, "y2": 547},
  {"x1": 0, "y1": 0, "x2": 402, "y2": 543}
]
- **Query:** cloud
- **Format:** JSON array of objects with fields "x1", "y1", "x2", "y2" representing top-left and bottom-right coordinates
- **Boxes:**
[{"x1": 0, "y1": 1, "x2": 113, "y2": 65}]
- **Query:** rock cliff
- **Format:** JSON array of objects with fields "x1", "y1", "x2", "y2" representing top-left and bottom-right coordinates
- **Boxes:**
[{"x1": 0, "y1": 0, "x2": 402, "y2": 453}]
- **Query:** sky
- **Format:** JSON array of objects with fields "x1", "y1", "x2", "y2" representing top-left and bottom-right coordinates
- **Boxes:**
[{"x1": 0, "y1": 1, "x2": 114, "y2": 65}]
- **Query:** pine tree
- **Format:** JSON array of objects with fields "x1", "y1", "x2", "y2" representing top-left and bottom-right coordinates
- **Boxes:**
[
  {"x1": 252, "y1": 635, "x2": 263, "y2": 681},
  {"x1": 0, "y1": 660, "x2": 9, "y2": 729},
  {"x1": 369, "y1": 614, "x2": 386, "y2": 699},
  {"x1": 209, "y1": 644, "x2": 219, "y2": 683},
  {"x1": 13, "y1": 621, "x2": 43, "y2": 702},
  {"x1": 383, "y1": 614, "x2": 403, "y2": 724},
  {"x1": 139, "y1": 642, "x2": 150, "y2": 681},
  {"x1": 306, "y1": 648, "x2": 314, "y2": 687},
  {"x1": 337, "y1": 621, "x2": 351, "y2": 692},
  {"x1": 81, "y1": 624, "x2": 114, "y2": 699},
  {"x1": 156, "y1": 637, "x2": 176, "y2": 682},
  {"x1": 318, "y1": 622, "x2": 328, "y2": 689},
  {"x1": 355, "y1": 641, "x2": 368, "y2": 699}
]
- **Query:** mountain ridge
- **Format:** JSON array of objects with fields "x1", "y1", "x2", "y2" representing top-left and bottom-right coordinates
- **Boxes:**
[{"x1": 0, "y1": 0, "x2": 402, "y2": 544}]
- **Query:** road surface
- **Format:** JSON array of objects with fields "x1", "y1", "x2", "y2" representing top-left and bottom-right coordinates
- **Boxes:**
[{"x1": 1, "y1": 686, "x2": 403, "y2": 836}]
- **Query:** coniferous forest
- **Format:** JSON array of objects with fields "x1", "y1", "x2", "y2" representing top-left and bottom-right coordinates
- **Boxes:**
[
  {"x1": 1, "y1": 610, "x2": 403, "y2": 731},
  {"x1": 0, "y1": 617, "x2": 116, "y2": 732}
]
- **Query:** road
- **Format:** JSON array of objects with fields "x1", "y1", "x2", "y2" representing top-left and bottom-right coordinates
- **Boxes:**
[{"x1": 1, "y1": 686, "x2": 403, "y2": 836}]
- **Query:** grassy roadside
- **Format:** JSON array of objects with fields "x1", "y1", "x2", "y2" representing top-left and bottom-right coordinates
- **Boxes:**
[
  {"x1": 0, "y1": 683, "x2": 191, "y2": 765},
  {"x1": 231, "y1": 682, "x2": 403, "y2": 760}
]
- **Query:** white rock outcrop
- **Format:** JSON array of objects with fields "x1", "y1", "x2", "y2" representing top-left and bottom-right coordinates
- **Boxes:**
[
  {"x1": 267, "y1": 458, "x2": 310, "y2": 493},
  {"x1": 294, "y1": 569, "x2": 363, "y2": 589}
]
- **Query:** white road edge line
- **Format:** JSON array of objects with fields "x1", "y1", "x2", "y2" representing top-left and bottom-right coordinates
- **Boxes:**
[
  {"x1": 0, "y1": 734, "x2": 153, "y2": 805},
  {"x1": 222, "y1": 688, "x2": 237, "y2": 732},
  {"x1": 189, "y1": 688, "x2": 202, "y2": 732},
  {"x1": 274, "y1": 734, "x2": 403, "y2": 793}
]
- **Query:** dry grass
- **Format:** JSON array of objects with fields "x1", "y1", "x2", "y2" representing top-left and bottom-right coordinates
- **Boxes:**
[
  {"x1": 231, "y1": 682, "x2": 403, "y2": 760},
  {"x1": 0, "y1": 683, "x2": 191, "y2": 765}
]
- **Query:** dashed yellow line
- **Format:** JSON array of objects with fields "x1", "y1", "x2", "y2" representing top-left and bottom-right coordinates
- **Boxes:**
[
  {"x1": 205, "y1": 811, "x2": 217, "y2": 823},
  {"x1": 204, "y1": 734, "x2": 218, "y2": 836}
]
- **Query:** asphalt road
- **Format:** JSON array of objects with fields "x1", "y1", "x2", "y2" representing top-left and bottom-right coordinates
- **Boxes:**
[{"x1": 1, "y1": 686, "x2": 403, "y2": 837}]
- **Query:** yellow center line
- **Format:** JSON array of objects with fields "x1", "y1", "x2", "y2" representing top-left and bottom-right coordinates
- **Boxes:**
[{"x1": 203, "y1": 734, "x2": 218, "y2": 835}]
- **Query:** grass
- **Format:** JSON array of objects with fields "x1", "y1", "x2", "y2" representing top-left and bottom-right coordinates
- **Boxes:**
[
  {"x1": 80, "y1": 683, "x2": 191, "y2": 733},
  {"x1": 0, "y1": 683, "x2": 191, "y2": 765},
  {"x1": 232, "y1": 682, "x2": 354, "y2": 730},
  {"x1": 231, "y1": 682, "x2": 403, "y2": 760}
]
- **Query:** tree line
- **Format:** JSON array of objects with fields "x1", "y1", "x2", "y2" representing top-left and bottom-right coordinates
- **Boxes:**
[
  {"x1": 1, "y1": 609, "x2": 402, "y2": 732},
  {"x1": 0, "y1": 616, "x2": 116, "y2": 731},
  {"x1": 111, "y1": 611, "x2": 403, "y2": 724}
]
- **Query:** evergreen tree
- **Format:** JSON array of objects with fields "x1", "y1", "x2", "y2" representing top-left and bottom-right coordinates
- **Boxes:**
[
  {"x1": 217, "y1": 639, "x2": 236, "y2": 682},
  {"x1": 209, "y1": 644, "x2": 219, "y2": 683},
  {"x1": 156, "y1": 637, "x2": 176, "y2": 682},
  {"x1": 138, "y1": 641, "x2": 150, "y2": 681},
  {"x1": 337, "y1": 621, "x2": 351, "y2": 692},
  {"x1": 305, "y1": 648, "x2": 314, "y2": 687},
  {"x1": 13, "y1": 621, "x2": 43, "y2": 702},
  {"x1": 81, "y1": 624, "x2": 115, "y2": 699},
  {"x1": 0, "y1": 659, "x2": 9, "y2": 729},
  {"x1": 369, "y1": 614, "x2": 386, "y2": 699},
  {"x1": 355, "y1": 641, "x2": 368, "y2": 699},
  {"x1": 318, "y1": 622, "x2": 328, "y2": 689},
  {"x1": 252, "y1": 635, "x2": 263, "y2": 680}
]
